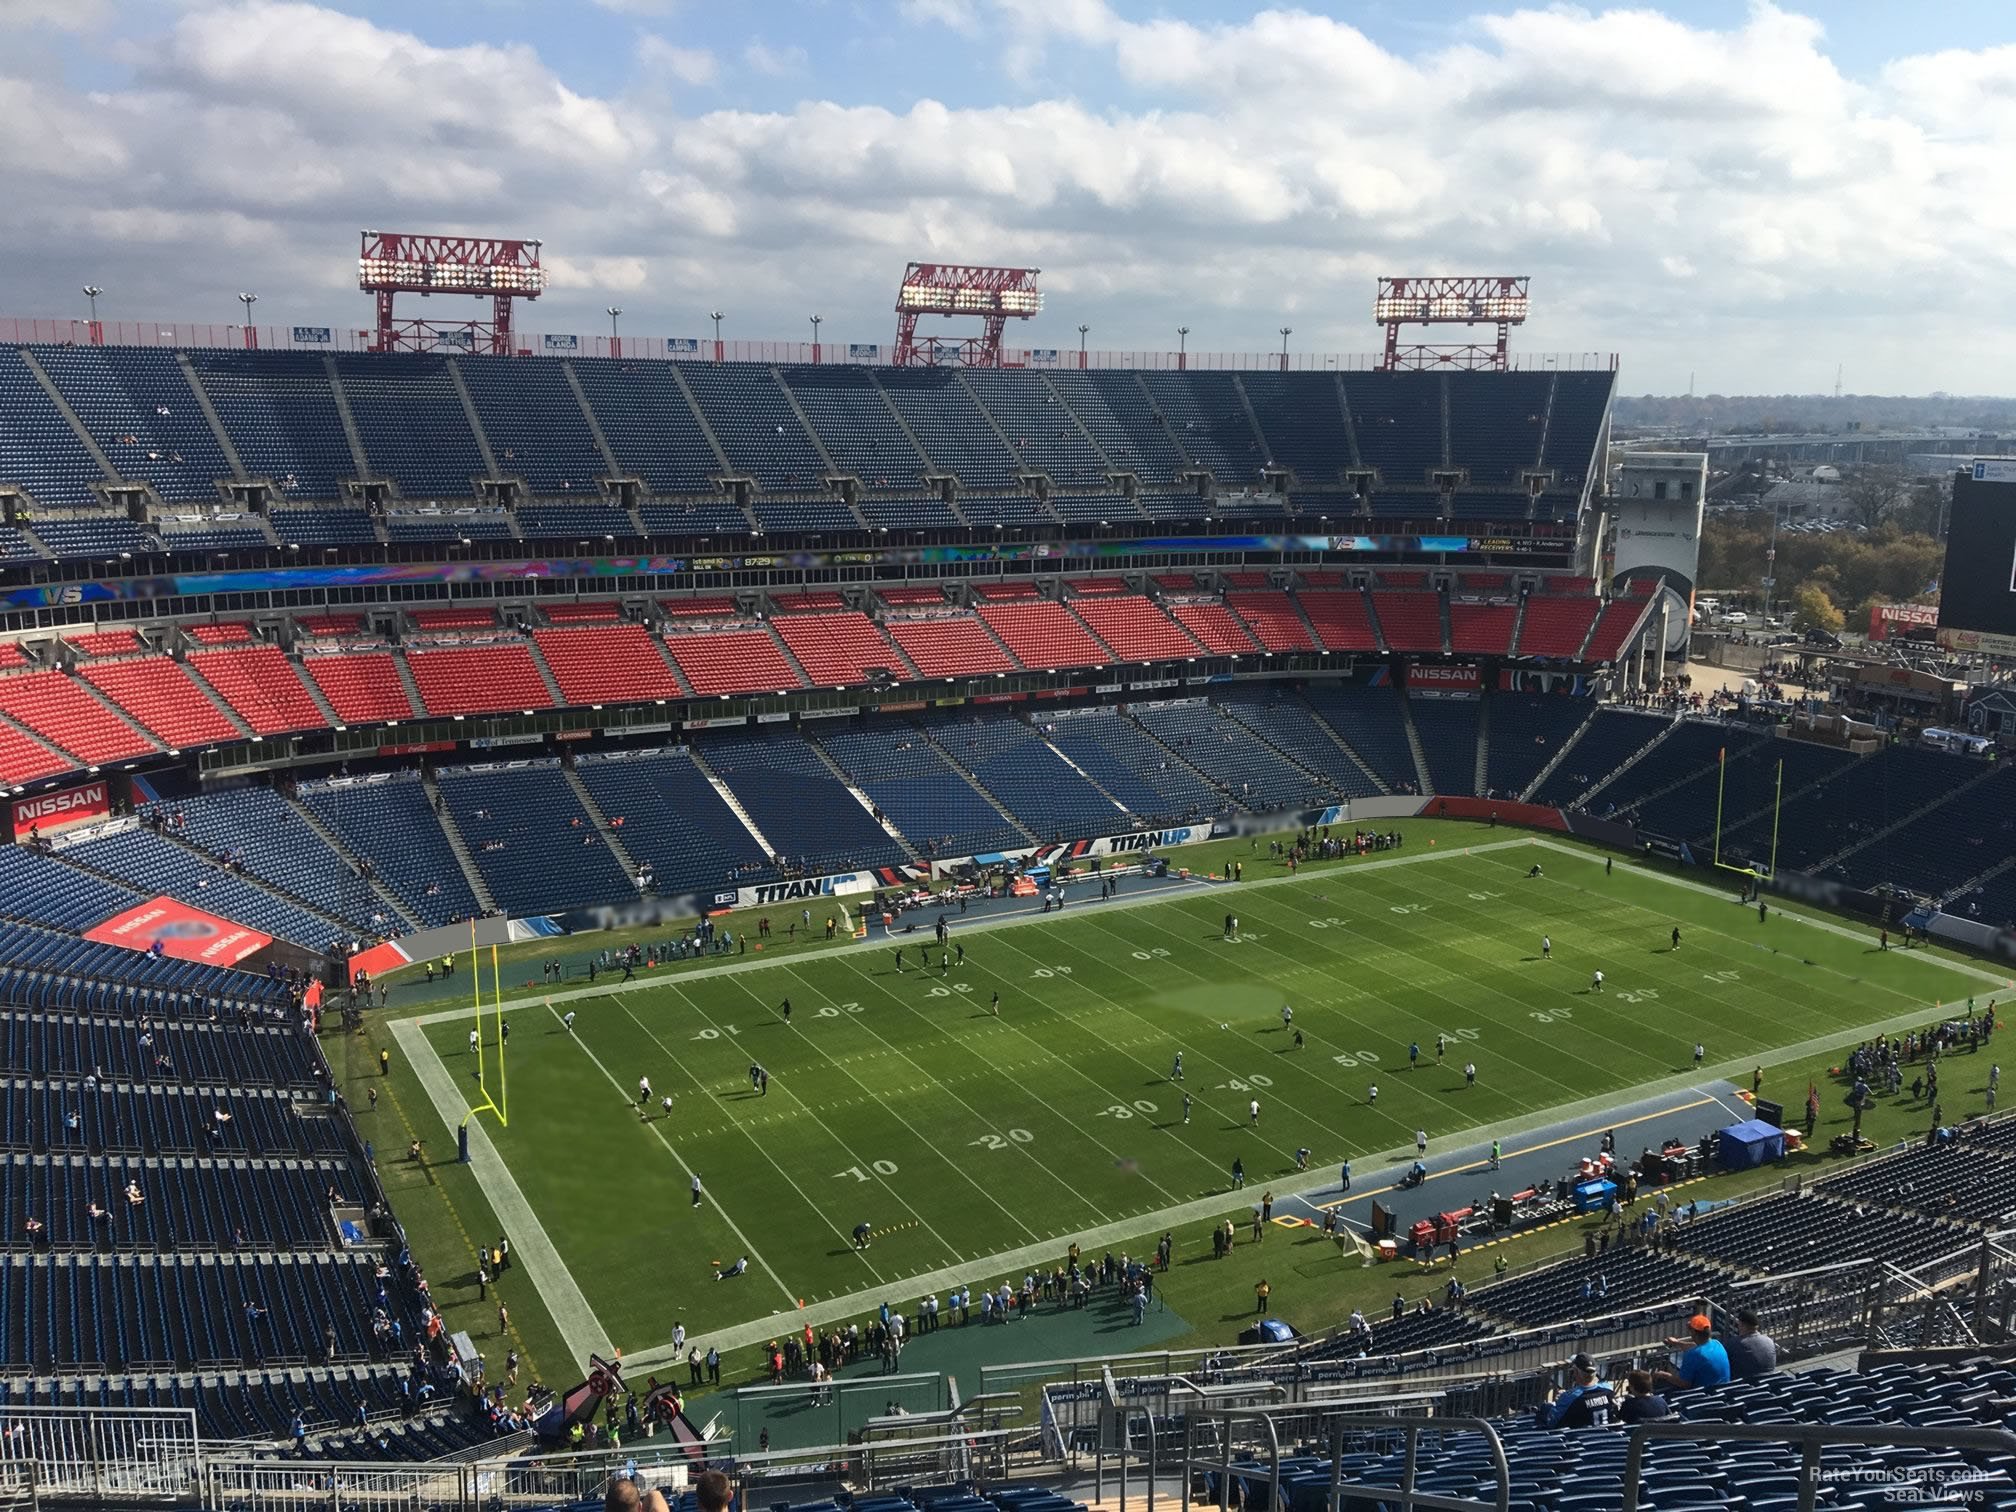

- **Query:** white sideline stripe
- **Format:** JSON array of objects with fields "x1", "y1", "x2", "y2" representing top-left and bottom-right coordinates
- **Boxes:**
[
  {"x1": 542, "y1": 999, "x2": 798, "y2": 1313},
  {"x1": 389, "y1": 1016, "x2": 609, "y2": 1360},
  {"x1": 404, "y1": 831, "x2": 2010, "y2": 1368}
]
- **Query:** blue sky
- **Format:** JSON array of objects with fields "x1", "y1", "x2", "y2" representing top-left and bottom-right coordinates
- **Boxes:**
[{"x1": 6, "y1": 1, "x2": 2016, "y2": 392}]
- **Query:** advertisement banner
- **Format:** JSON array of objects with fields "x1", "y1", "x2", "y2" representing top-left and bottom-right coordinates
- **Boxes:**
[
  {"x1": 668, "y1": 338, "x2": 700, "y2": 355},
  {"x1": 434, "y1": 330, "x2": 474, "y2": 350},
  {"x1": 542, "y1": 334, "x2": 580, "y2": 352},
  {"x1": 12, "y1": 780, "x2": 110, "y2": 842},
  {"x1": 713, "y1": 871, "x2": 878, "y2": 909},
  {"x1": 1027, "y1": 349, "x2": 1059, "y2": 366},
  {"x1": 379, "y1": 740, "x2": 456, "y2": 757},
  {"x1": 683, "y1": 715, "x2": 749, "y2": 730},
  {"x1": 85, "y1": 896, "x2": 274, "y2": 966},
  {"x1": 847, "y1": 344, "x2": 880, "y2": 361},
  {"x1": 1406, "y1": 664, "x2": 1482, "y2": 692},
  {"x1": 290, "y1": 326, "x2": 332, "y2": 344}
]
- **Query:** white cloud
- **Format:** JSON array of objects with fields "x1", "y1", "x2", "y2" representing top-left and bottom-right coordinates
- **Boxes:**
[
  {"x1": 0, "y1": 0, "x2": 111, "y2": 31},
  {"x1": 4, "y1": 0, "x2": 2015, "y2": 390}
]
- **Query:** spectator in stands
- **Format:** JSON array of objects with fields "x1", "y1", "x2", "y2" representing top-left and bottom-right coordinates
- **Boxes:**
[
  {"x1": 604, "y1": 1478, "x2": 669, "y2": 1512},
  {"x1": 1729, "y1": 1309, "x2": 1778, "y2": 1379},
  {"x1": 1654, "y1": 1313, "x2": 1730, "y2": 1391},
  {"x1": 1619, "y1": 1369, "x2": 1670, "y2": 1423},
  {"x1": 1534, "y1": 1353, "x2": 1616, "y2": 1428}
]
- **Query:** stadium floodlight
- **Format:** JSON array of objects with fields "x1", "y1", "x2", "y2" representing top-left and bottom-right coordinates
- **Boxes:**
[
  {"x1": 358, "y1": 230, "x2": 544, "y2": 354},
  {"x1": 81, "y1": 285, "x2": 103, "y2": 321},
  {"x1": 893, "y1": 261, "x2": 1042, "y2": 367},
  {"x1": 238, "y1": 292, "x2": 259, "y2": 349},
  {"x1": 607, "y1": 306, "x2": 622, "y2": 338},
  {"x1": 1374, "y1": 275, "x2": 1530, "y2": 371}
]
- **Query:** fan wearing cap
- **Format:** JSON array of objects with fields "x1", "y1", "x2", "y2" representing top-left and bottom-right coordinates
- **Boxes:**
[
  {"x1": 1655, "y1": 1313, "x2": 1731, "y2": 1391},
  {"x1": 1534, "y1": 1353, "x2": 1617, "y2": 1429}
]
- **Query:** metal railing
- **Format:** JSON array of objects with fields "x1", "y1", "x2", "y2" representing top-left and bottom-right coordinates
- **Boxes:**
[
  {"x1": 0, "y1": 1404, "x2": 200, "y2": 1503},
  {"x1": 1186, "y1": 1407, "x2": 1513, "y2": 1512}
]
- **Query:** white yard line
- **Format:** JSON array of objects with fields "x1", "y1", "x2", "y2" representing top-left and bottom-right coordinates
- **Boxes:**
[{"x1": 388, "y1": 1016, "x2": 610, "y2": 1361}]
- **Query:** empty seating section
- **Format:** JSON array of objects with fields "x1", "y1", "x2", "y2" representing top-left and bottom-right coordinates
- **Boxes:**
[
  {"x1": 410, "y1": 607, "x2": 494, "y2": 631},
  {"x1": 635, "y1": 499, "x2": 751, "y2": 535},
  {"x1": 1531, "y1": 709, "x2": 1669, "y2": 807},
  {"x1": 1372, "y1": 591, "x2": 1443, "y2": 653},
  {"x1": 0, "y1": 349, "x2": 108, "y2": 508},
  {"x1": 750, "y1": 497, "x2": 859, "y2": 533},
  {"x1": 888, "y1": 616, "x2": 1015, "y2": 678},
  {"x1": 26, "y1": 514, "x2": 154, "y2": 559},
  {"x1": 658, "y1": 595, "x2": 739, "y2": 618},
  {"x1": 973, "y1": 581, "x2": 1041, "y2": 601},
  {"x1": 1516, "y1": 595, "x2": 1599, "y2": 657},
  {"x1": 1584, "y1": 600, "x2": 1650, "y2": 665},
  {"x1": 187, "y1": 653, "x2": 332, "y2": 741},
  {"x1": 454, "y1": 356, "x2": 605, "y2": 495},
  {"x1": 1130, "y1": 702, "x2": 1326, "y2": 810},
  {"x1": 816, "y1": 726, "x2": 1024, "y2": 858},
  {"x1": 957, "y1": 494, "x2": 1050, "y2": 527},
  {"x1": 857, "y1": 494, "x2": 961, "y2": 528},
  {"x1": 1170, "y1": 601, "x2": 1260, "y2": 653},
  {"x1": 0, "y1": 846, "x2": 143, "y2": 931},
  {"x1": 664, "y1": 629, "x2": 803, "y2": 696},
  {"x1": 34, "y1": 347, "x2": 230, "y2": 504},
  {"x1": 303, "y1": 653, "x2": 415, "y2": 725},
  {"x1": 1721, "y1": 744, "x2": 1983, "y2": 875},
  {"x1": 573, "y1": 751, "x2": 772, "y2": 897},
  {"x1": 1631, "y1": 734, "x2": 1851, "y2": 845},
  {"x1": 698, "y1": 734, "x2": 906, "y2": 872},
  {"x1": 570, "y1": 359, "x2": 722, "y2": 494},
  {"x1": 541, "y1": 602, "x2": 622, "y2": 623},
  {"x1": 1449, "y1": 601, "x2": 1517, "y2": 656},
  {"x1": 0, "y1": 529, "x2": 41, "y2": 564},
  {"x1": 1830, "y1": 761, "x2": 2016, "y2": 899},
  {"x1": 1483, "y1": 694, "x2": 1596, "y2": 799},
  {"x1": 152, "y1": 790, "x2": 380, "y2": 933},
  {"x1": 1238, "y1": 372, "x2": 1352, "y2": 482},
  {"x1": 677, "y1": 365, "x2": 827, "y2": 490},
  {"x1": 64, "y1": 826, "x2": 339, "y2": 950},
  {"x1": 1539, "y1": 371, "x2": 1613, "y2": 489},
  {"x1": 329, "y1": 355, "x2": 486, "y2": 498},
  {"x1": 184, "y1": 623, "x2": 252, "y2": 647},
  {"x1": 0, "y1": 1152, "x2": 355, "y2": 1250},
  {"x1": 1300, "y1": 590, "x2": 1379, "y2": 652},
  {"x1": 1228, "y1": 591, "x2": 1317, "y2": 652},
  {"x1": 299, "y1": 775, "x2": 479, "y2": 930},
  {"x1": 79, "y1": 658, "x2": 239, "y2": 748},
  {"x1": 405, "y1": 645, "x2": 554, "y2": 717},
  {"x1": 1217, "y1": 687, "x2": 1380, "y2": 797},
  {"x1": 770, "y1": 591, "x2": 847, "y2": 611},
  {"x1": 155, "y1": 517, "x2": 271, "y2": 553},
  {"x1": 1591, "y1": 720, "x2": 1755, "y2": 821},
  {"x1": 1300, "y1": 685, "x2": 1418, "y2": 790},
  {"x1": 1138, "y1": 373, "x2": 1264, "y2": 483},
  {"x1": 515, "y1": 503, "x2": 636, "y2": 539},
  {"x1": 1342, "y1": 371, "x2": 1442, "y2": 484},
  {"x1": 1043, "y1": 710, "x2": 1223, "y2": 824},
  {"x1": 977, "y1": 602, "x2": 1105, "y2": 669},
  {"x1": 186, "y1": 351, "x2": 356, "y2": 500},
  {"x1": 771, "y1": 613, "x2": 906, "y2": 687},
  {"x1": 1048, "y1": 491, "x2": 1139, "y2": 523},
  {"x1": 1406, "y1": 695, "x2": 1481, "y2": 796},
  {"x1": 1069, "y1": 596, "x2": 1199, "y2": 662},
  {"x1": 924, "y1": 713, "x2": 1120, "y2": 839},
  {"x1": 381, "y1": 509, "x2": 514, "y2": 541},
  {"x1": 875, "y1": 369, "x2": 1019, "y2": 487},
  {"x1": 0, "y1": 671, "x2": 155, "y2": 764},
  {"x1": 1043, "y1": 371, "x2": 1186, "y2": 482},
  {"x1": 962, "y1": 368, "x2": 1109, "y2": 485},
  {"x1": 436, "y1": 764, "x2": 634, "y2": 915},
  {"x1": 0, "y1": 726, "x2": 67, "y2": 786},
  {"x1": 1446, "y1": 371, "x2": 1548, "y2": 485},
  {"x1": 531, "y1": 624, "x2": 682, "y2": 705},
  {"x1": 267, "y1": 507, "x2": 376, "y2": 546},
  {"x1": 65, "y1": 629, "x2": 143, "y2": 658},
  {"x1": 778, "y1": 368, "x2": 926, "y2": 487}
]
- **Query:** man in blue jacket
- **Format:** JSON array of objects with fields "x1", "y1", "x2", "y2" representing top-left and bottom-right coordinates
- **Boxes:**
[{"x1": 1536, "y1": 1354, "x2": 1617, "y2": 1428}]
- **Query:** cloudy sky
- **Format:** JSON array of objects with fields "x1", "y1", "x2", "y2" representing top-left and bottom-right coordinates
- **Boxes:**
[{"x1": 5, "y1": 0, "x2": 2014, "y2": 393}]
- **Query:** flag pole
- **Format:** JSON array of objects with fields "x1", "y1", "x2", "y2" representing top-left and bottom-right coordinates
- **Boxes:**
[
  {"x1": 492, "y1": 943, "x2": 506, "y2": 1125},
  {"x1": 1712, "y1": 746, "x2": 1726, "y2": 869},
  {"x1": 1768, "y1": 758, "x2": 1785, "y2": 882}
]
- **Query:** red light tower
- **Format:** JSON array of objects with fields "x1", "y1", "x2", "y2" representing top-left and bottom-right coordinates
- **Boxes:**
[
  {"x1": 358, "y1": 230, "x2": 545, "y2": 355},
  {"x1": 893, "y1": 262, "x2": 1042, "y2": 367},
  {"x1": 1374, "y1": 276, "x2": 1529, "y2": 371}
]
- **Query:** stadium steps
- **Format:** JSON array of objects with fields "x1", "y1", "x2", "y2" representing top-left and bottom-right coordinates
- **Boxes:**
[
  {"x1": 1216, "y1": 700, "x2": 1360, "y2": 799},
  {"x1": 175, "y1": 658, "x2": 257, "y2": 742},
  {"x1": 1059, "y1": 599, "x2": 1120, "y2": 663},
  {"x1": 440, "y1": 359, "x2": 504, "y2": 482},
  {"x1": 68, "y1": 821, "x2": 361, "y2": 942},
  {"x1": 662, "y1": 364, "x2": 737, "y2": 480},
  {"x1": 1956, "y1": 854, "x2": 2016, "y2": 910},
  {"x1": 765, "y1": 365, "x2": 848, "y2": 481},
  {"x1": 1472, "y1": 690, "x2": 1492, "y2": 795},
  {"x1": 1506, "y1": 591, "x2": 1531, "y2": 655},
  {"x1": 1570, "y1": 712, "x2": 1685, "y2": 810},
  {"x1": 1812, "y1": 759, "x2": 2010, "y2": 877},
  {"x1": 1358, "y1": 584, "x2": 1392, "y2": 656},
  {"x1": 1132, "y1": 372, "x2": 1196, "y2": 470},
  {"x1": 1026, "y1": 715, "x2": 1135, "y2": 816},
  {"x1": 389, "y1": 653, "x2": 427, "y2": 721},
  {"x1": 558, "y1": 361, "x2": 625, "y2": 479},
  {"x1": 320, "y1": 355, "x2": 374, "y2": 480},
  {"x1": 15, "y1": 347, "x2": 124, "y2": 486},
  {"x1": 644, "y1": 633, "x2": 696, "y2": 697},
  {"x1": 173, "y1": 354, "x2": 249, "y2": 483},
  {"x1": 908, "y1": 721, "x2": 1041, "y2": 847},
  {"x1": 1437, "y1": 587, "x2": 1453, "y2": 656},
  {"x1": 1118, "y1": 707, "x2": 1247, "y2": 811},
  {"x1": 1289, "y1": 692, "x2": 1391, "y2": 795},
  {"x1": 954, "y1": 370, "x2": 1039, "y2": 483},
  {"x1": 685, "y1": 745, "x2": 787, "y2": 864},
  {"x1": 562, "y1": 764, "x2": 642, "y2": 881},
  {"x1": 421, "y1": 773, "x2": 497, "y2": 915},
  {"x1": 968, "y1": 610, "x2": 1028, "y2": 671},
  {"x1": 1438, "y1": 372, "x2": 1453, "y2": 466},
  {"x1": 1518, "y1": 708, "x2": 1602, "y2": 802},
  {"x1": 1229, "y1": 375, "x2": 1276, "y2": 469},
  {"x1": 522, "y1": 638, "x2": 569, "y2": 707},
  {"x1": 1528, "y1": 374, "x2": 1560, "y2": 518},
  {"x1": 289, "y1": 661, "x2": 348, "y2": 729},
  {"x1": 760, "y1": 621, "x2": 815, "y2": 688},
  {"x1": 800, "y1": 733, "x2": 930, "y2": 860},
  {"x1": 57, "y1": 672, "x2": 167, "y2": 764},
  {"x1": 1570, "y1": 599, "x2": 1607, "y2": 660},
  {"x1": 1278, "y1": 589, "x2": 1326, "y2": 653},
  {"x1": 1396, "y1": 690, "x2": 1437, "y2": 795},
  {"x1": 0, "y1": 708, "x2": 76, "y2": 777},
  {"x1": 1038, "y1": 372, "x2": 1119, "y2": 477},
  {"x1": 281, "y1": 791, "x2": 422, "y2": 933},
  {"x1": 1330, "y1": 372, "x2": 1366, "y2": 470}
]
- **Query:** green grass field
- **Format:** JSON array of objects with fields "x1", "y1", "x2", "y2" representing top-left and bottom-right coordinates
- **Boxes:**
[{"x1": 373, "y1": 822, "x2": 2003, "y2": 1378}]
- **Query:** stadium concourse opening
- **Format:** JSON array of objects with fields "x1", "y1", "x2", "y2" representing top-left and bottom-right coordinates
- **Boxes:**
[{"x1": 3, "y1": 317, "x2": 2015, "y2": 1510}]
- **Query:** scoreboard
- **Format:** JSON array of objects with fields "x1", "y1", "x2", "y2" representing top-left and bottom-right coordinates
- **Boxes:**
[{"x1": 1937, "y1": 463, "x2": 2016, "y2": 656}]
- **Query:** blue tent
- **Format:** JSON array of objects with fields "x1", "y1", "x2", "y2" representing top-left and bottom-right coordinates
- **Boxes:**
[{"x1": 1717, "y1": 1119, "x2": 1786, "y2": 1171}]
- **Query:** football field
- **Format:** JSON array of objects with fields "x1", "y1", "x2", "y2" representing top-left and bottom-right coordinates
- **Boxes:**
[{"x1": 393, "y1": 830, "x2": 1995, "y2": 1362}]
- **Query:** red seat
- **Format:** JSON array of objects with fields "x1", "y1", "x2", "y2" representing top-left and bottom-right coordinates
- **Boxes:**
[
  {"x1": 1371, "y1": 591, "x2": 1441, "y2": 653},
  {"x1": 977, "y1": 602, "x2": 1106, "y2": 669},
  {"x1": 542, "y1": 602, "x2": 624, "y2": 624},
  {"x1": 189, "y1": 646, "x2": 329, "y2": 734},
  {"x1": 411, "y1": 606, "x2": 498, "y2": 631},
  {"x1": 665, "y1": 629, "x2": 804, "y2": 696},
  {"x1": 533, "y1": 625, "x2": 683, "y2": 704},
  {"x1": 1516, "y1": 598, "x2": 1599, "y2": 657},
  {"x1": 1070, "y1": 596, "x2": 1199, "y2": 661},
  {"x1": 81, "y1": 656, "x2": 239, "y2": 748},
  {"x1": 185, "y1": 622, "x2": 255, "y2": 645},
  {"x1": 0, "y1": 670, "x2": 156, "y2": 764},
  {"x1": 771, "y1": 613, "x2": 908, "y2": 686},
  {"x1": 0, "y1": 722, "x2": 68, "y2": 785},
  {"x1": 305, "y1": 652, "x2": 418, "y2": 724},
  {"x1": 889, "y1": 615, "x2": 1016, "y2": 677},
  {"x1": 406, "y1": 644, "x2": 557, "y2": 716},
  {"x1": 1300, "y1": 591, "x2": 1380, "y2": 652},
  {"x1": 1170, "y1": 602, "x2": 1260, "y2": 654},
  {"x1": 1226, "y1": 591, "x2": 1316, "y2": 652},
  {"x1": 1585, "y1": 600, "x2": 1650, "y2": 662},
  {"x1": 64, "y1": 629, "x2": 144, "y2": 659},
  {"x1": 1449, "y1": 602, "x2": 1517, "y2": 656}
]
